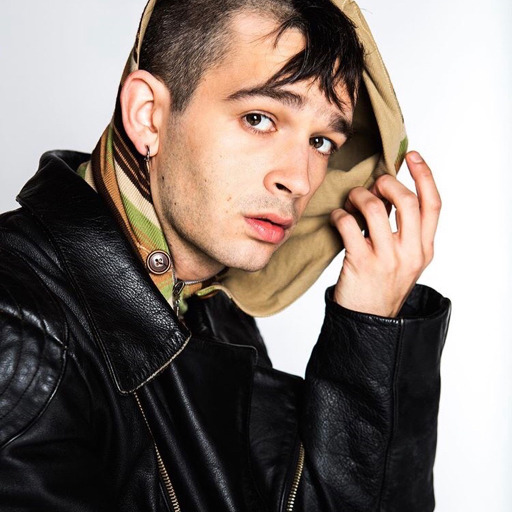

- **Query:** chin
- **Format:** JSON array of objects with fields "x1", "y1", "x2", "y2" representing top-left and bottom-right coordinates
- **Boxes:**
[
  {"x1": 218, "y1": 241, "x2": 277, "y2": 273},
  {"x1": 233, "y1": 260, "x2": 271, "y2": 273}
]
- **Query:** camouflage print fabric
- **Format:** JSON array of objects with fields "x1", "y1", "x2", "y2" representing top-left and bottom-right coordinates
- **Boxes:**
[{"x1": 79, "y1": 0, "x2": 408, "y2": 318}]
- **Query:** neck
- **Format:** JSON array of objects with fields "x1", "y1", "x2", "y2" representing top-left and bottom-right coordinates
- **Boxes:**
[{"x1": 164, "y1": 230, "x2": 225, "y2": 282}]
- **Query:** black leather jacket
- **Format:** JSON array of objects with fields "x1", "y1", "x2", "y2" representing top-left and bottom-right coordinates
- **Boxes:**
[{"x1": 0, "y1": 151, "x2": 451, "y2": 511}]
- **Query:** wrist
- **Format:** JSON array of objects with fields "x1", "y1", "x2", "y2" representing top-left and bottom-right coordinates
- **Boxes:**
[{"x1": 333, "y1": 284, "x2": 403, "y2": 318}]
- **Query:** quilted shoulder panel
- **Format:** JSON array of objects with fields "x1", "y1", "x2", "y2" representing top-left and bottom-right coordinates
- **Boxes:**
[{"x1": 0, "y1": 247, "x2": 67, "y2": 448}]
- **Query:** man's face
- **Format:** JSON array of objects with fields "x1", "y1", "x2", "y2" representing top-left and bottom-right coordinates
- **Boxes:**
[{"x1": 151, "y1": 12, "x2": 353, "y2": 280}]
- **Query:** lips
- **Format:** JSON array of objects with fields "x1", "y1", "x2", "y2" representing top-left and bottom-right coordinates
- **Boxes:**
[{"x1": 244, "y1": 214, "x2": 293, "y2": 244}]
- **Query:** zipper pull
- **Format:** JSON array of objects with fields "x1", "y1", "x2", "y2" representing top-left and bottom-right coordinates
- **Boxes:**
[{"x1": 172, "y1": 280, "x2": 185, "y2": 317}]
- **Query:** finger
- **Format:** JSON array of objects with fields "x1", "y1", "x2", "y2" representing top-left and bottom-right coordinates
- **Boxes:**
[
  {"x1": 345, "y1": 187, "x2": 393, "y2": 251},
  {"x1": 405, "y1": 151, "x2": 442, "y2": 260},
  {"x1": 371, "y1": 174, "x2": 421, "y2": 246},
  {"x1": 347, "y1": 183, "x2": 393, "y2": 217},
  {"x1": 330, "y1": 208, "x2": 369, "y2": 255}
]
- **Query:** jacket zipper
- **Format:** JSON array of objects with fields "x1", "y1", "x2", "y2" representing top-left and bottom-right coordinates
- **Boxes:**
[
  {"x1": 169, "y1": 256, "x2": 217, "y2": 318},
  {"x1": 134, "y1": 392, "x2": 181, "y2": 512},
  {"x1": 171, "y1": 279, "x2": 186, "y2": 317},
  {"x1": 286, "y1": 442, "x2": 305, "y2": 512}
]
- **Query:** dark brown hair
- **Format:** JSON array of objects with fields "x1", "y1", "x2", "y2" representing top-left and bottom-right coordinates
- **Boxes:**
[{"x1": 139, "y1": 0, "x2": 364, "y2": 112}]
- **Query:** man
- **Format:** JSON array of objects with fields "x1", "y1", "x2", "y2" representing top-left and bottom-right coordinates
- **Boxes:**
[{"x1": 0, "y1": 0, "x2": 450, "y2": 510}]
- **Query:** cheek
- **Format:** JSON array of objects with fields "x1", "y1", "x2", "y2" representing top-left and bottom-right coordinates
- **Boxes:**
[
  {"x1": 197, "y1": 145, "x2": 268, "y2": 202},
  {"x1": 311, "y1": 167, "x2": 328, "y2": 191},
  {"x1": 180, "y1": 115, "x2": 281, "y2": 210},
  {"x1": 295, "y1": 166, "x2": 328, "y2": 214},
  {"x1": 307, "y1": 162, "x2": 328, "y2": 194}
]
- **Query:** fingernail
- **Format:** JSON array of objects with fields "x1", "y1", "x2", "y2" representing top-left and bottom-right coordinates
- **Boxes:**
[{"x1": 409, "y1": 151, "x2": 423, "y2": 163}]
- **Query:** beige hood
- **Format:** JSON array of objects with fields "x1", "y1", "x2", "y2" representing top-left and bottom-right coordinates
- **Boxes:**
[
  {"x1": 121, "y1": 0, "x2": 407, "y2": 317},
  {"x1": 215, "y1": 0, "x2": 408, "y2": 316}
]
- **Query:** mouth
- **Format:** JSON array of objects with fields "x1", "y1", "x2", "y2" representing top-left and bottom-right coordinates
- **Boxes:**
[{"x1": 244, "y1": 214, "x2": 294, "y2": 244}]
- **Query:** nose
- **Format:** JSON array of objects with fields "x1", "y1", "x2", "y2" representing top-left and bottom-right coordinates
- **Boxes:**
[{"x1": 263, "y1": 143, "x2": 311, "y2": 198}]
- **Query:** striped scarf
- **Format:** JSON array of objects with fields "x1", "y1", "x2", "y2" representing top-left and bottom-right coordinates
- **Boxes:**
[{"x1": 76, "y1": 1, "x2": 210, "y2": 316}]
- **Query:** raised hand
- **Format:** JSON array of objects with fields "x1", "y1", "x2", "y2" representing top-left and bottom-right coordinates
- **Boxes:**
[{"x1": 331, "y1": 151, "x2": 441, "y2": 317}]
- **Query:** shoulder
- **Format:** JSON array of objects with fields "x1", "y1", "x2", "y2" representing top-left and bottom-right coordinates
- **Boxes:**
[{"x1": 0, "y1": 236, "x2": 68, "y2": 448}]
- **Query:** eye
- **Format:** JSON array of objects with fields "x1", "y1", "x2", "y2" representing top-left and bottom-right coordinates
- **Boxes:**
[
  {"x1": 310, "y1": 136, "x2": 337, "y2": 156},
  {"x1": 243, "y1": 113, "x2": 275, "y2": 133}
]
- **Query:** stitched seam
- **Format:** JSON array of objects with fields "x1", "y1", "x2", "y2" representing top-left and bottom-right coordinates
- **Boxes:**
[
  {"x1": 0, "y1": 247, "x2": 69, "y2": 419},
  {"x1": 0, "y1": 287, "x2": 24, "y2": 404},
  {"x1": 0, "y1": 309, "x2": 43, "y2": 421},
  {"x1": 0, "y1": 246, "x2": 69, "y2": 348},
  {"x1": 0, "y1": 343, "x2": 68, "y2": 451}
]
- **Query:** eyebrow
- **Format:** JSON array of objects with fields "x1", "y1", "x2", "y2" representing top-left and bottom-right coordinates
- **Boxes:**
[
  {"x1": 225, "y1": 84, "x2": 305, "y2": 108},
  {"x1": 224, "y1": 83, "x2": 353, "y2": 138},
  {"x1": 329, "y1": 113, "x2": 354, "y2": 139}
]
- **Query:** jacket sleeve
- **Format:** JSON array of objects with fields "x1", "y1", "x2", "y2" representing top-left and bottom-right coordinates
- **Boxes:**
[{"x1": 294, "y1": 283, "x2": 451, "y2": 512}]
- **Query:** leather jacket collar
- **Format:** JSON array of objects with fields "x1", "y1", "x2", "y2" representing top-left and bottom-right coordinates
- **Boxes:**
[{"x1": 17, "y1": 150, "x2": 190, "y2": 394}]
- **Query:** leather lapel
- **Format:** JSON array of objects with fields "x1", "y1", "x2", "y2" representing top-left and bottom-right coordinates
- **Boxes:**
[{"x1": 17, "y1": 150, "x2": 190, "y2": 394}]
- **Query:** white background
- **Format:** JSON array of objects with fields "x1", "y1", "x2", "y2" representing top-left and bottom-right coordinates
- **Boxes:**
[{"x1": 1, "y1": 1, "x2": 510, "y2": 510}]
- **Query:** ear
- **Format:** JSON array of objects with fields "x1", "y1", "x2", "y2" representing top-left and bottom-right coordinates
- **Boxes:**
[{"x1": 120, "y1": 70, "x2": 171, "y2": 158}]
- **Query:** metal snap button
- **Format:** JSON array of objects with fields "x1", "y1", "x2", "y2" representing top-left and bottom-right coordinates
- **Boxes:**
[{"x1": 146, "y1": 250, "x2": 171, "y2": 275}]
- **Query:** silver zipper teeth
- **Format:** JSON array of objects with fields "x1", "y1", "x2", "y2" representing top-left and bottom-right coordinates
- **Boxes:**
[
  {"x1": 171, "y1": 271, "x2": 218, "y2": 318},
  {"x1": 286, "y1": 443, "x2": 305, "y2": 512},
  {"x1": 134, "y1": 392, "x2": 181, "y2": 512}
]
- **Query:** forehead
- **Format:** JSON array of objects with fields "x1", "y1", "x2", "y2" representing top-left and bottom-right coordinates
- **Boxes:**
[{"x1": 191, "y1": 12, "x2": 351, "y2": 118}]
